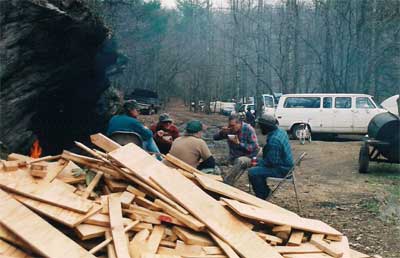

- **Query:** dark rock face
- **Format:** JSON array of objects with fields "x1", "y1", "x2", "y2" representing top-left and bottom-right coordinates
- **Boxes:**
[{"x1": 0, "y1": 0, "x2": 119, "y2": 154}]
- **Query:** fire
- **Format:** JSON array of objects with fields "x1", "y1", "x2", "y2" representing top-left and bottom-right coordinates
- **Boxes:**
[{"x1": 30, "y1": 139, "x2": 42, "y2": 158}]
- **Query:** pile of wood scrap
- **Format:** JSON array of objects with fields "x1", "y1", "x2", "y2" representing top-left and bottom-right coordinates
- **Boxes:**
[{"x1": 0, "y1": 133, "x2": 371, "y2": 258}]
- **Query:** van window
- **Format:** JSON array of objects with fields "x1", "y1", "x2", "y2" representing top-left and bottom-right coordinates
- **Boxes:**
[
  {"x1": 335, "y1": 97, "x2": 352, "y2": 109},
  {"x1": 356, "y1": 97, "x2": 375, "y2": 109},
  {"x1": 284, "y1": 97, "x2": 321, "y2": 108},
  {"x1": 323, "y1": 97, "x2": 332, "y2": 108}
]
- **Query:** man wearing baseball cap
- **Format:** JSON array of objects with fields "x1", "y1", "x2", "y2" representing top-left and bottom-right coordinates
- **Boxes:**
[
  {"x1": 168, "y1": 120, "x2": 217, "y2": 172},
  {"x1": 248, "y1": 114, "x2": 293, "y2": 199},
  {"x1": 107, "y1": 100, "x2": 160, "y2": 153},
  {"x1": 150, "y1": 113, "x2": 180, "y2": 154}
]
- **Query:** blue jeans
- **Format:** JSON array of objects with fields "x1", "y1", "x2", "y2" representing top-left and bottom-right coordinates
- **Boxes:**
[
  {"x1": 143, "y1": 138, "x2": 160, "y2": 153},
  {"x1": 248, "y1": 162, "x2": 287, "y2": 199}
]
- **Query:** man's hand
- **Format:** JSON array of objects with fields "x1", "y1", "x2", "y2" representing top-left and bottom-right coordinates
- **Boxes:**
[
  {"x1": 228, "y1": 135, "x2": 240, "y2": 145},
  {"x1": 156, "y1": 130, "x2": 165, "y2": 137}
]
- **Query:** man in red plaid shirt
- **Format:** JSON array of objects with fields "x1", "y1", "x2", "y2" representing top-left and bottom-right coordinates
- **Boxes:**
[{"x1": 214, "y1": 114, "x2": 260, "y2": 185}]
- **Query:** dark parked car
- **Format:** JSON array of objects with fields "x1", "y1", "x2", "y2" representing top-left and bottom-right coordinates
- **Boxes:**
[{"x1": 127, "y1": 89, "x2": 162, "y2": 115}]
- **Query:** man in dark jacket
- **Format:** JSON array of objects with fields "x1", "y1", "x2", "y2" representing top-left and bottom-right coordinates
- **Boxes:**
[
  {"x1": 248, "y1": 115, "x2": 293, "y2": 199},
  {"x1": 150, "y1": 113, "x2": 180, "y2": 154}
]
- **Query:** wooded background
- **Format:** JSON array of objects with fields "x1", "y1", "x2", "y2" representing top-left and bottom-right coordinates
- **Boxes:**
[{"x1": 86, "y1": 0, "x2": 399, "y2": 107}]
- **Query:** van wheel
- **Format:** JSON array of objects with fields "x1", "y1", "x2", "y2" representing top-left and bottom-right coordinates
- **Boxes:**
[
  {"x1": 291, "y1": 124, "x2": 303, "y2": 140},
  {"x1": 358, "y1": 143, "x2": 369, "y2": 173}
]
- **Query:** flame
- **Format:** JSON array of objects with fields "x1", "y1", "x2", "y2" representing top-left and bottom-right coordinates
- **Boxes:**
[{"x1": 30, "y1": 139, "x2": 42, "y2": 158}]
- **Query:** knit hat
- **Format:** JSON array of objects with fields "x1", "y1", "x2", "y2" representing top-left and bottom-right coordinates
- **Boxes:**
[
  {"x1": 256, "y1": 114, "x2": 278, "y2": 129},
  {"x1": 186, "y1": 120, "x2": 203, "y2": 134},
  {"x1": 159, "y1": 113, "x2": 173, "y2": 123}
]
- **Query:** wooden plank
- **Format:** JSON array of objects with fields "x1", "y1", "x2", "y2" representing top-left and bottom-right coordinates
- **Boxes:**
[
  {"x1": 129, "y1": 229, "x2": 150, "y2": 258},
  {"x1": 89, "y1": 221, "x2": 139, "y2": 254},
  {"x1": 142, "y1": 254, "x2": 181, "y2": 258},
  {"x1": 273, "y1": 243, "x2": 322, "y2": 254},
  {"x1": 84, "y1": 212, "x2": 133, "y2": 227},
  {"x1": 108, "y1": 144, "x2": 189, "y2": 215},
  {"x1": 120, "y1": 191, "x2": 135, "y2": 208},
  {"x1": 154, "y1": 199, "x2": 206, "y2": 232},
  {"x1": 146, "y1": 225, "x2": 165, "y2": 254},
  {"x1": 287, "y1": 231, "x2": 304, "y2": 246},
  {"x1": 13, "y1": 194, "x2": 101, "y2": 228},
  {"x1": 202, "y1": 246, "x2": 224, "y2": 255},
  {"x1": 209, "y1": 232, "x2": 240, "y2": 258},
  {"x1": 329, "y1": 236, "x2": 351, "y2": 258},
  {"x1": 0, "y1": 189, "x2": 96, "y2": 258},
  {"x1": 310, "y1": 239, "x2": 344, "y2": 258},
  {"x1": 42, "y1": 161, "x2": 68, "y2": 183},
  {"x1": 0, "y1": 170, "x2": 93, "y2": 213},
  {"x1": 75, "y1": 224, "x2": 107, "y2": 240},
  {"x1": 82, "y1": 171, "x2": 103, "y2": 199},
  {"x1": 105, "y1": 231, "x2": 117, "y2": 258},
  {"x1": 222, "y1": 198, "x2": 342, "y2": 236},
  {"x1": 126, "y1": 185, "x2": 146, "y2": 198},
  {"x1": 0, "y1": 224, "x2": 31, "y2": 251},
  {"x1": 195, "y1": 173, "x2": 298, "y2": 217},
  {"x1": 90, "y1": 133, "x2": 121, "y2": 152},
  {"x1": 256, "y1": 232, "x2": 283, "y2": 244},
  {"x1": 109, "y1": 144, "x2": 282, "y2": 258},
  {"x1": 175, "y1": 240, "x2": 205, "y2": 256},
  {"x1": 172, "y1": 226, "x2": 214, "y2": 246},
  {"x1": 283, "y1": 254, "x2": 332, "y2": 258},
  {"x1": 0, "y1": 239, "x2": 31, "y2": 258},
  {"x1": 108, "y1": 195, "x2": 130, "y2": 258}
]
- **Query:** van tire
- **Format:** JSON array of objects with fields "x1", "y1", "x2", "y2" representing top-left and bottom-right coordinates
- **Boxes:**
[{"x1": 291, "y1": 124, "x2": 308, "y2": 140}]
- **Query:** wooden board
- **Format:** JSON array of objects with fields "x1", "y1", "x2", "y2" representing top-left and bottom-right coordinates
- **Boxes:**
[
  {"x1": 0, "y1": 189, "x2": 96, "y2": 258},
  {"x1": 209, "y1": 232, "x2": 240, "y2": 258},
  {"x1": 108, "y1": 195, "x2": 130, "y2": 258},
  {"x1": 0, "y1": 239, "x2": 31, "y2": 258},
  {"x1": 195, "y1": 173, "x2": 298, "y2": 217},
  {"x1": 172, "y1": 226, "x2": 214, "y2": 246},
  {"x1": 154, "y1": 199, "x2": 205, "y2": 232},
  {"x1": 146, "y1": 225, "x2": 165, "y2": 254},
  {"x1": 0, "y1": 170, "x2": 93, "y2": 213},
  {"x1": 90, "y1": 133, "x2": 121, "y2": 152},
  {"x1": 108, "y1": 144, "x2": 282, "y2": 258},
  {"x1": 222, "y1": 198, "x2": 342, "y2": 236},
  {"x1": 283, "y1": 254, "x2": 332, "y2": 258},
  {"x1": 273, "y1": 243, "x2": 322, "y2": 254},
  {"x1": 13, "y1": 194, "x2": 101, "y2": 228}
]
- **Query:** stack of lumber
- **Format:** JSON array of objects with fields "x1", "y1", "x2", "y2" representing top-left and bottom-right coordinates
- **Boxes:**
[{"x1": 0, "y1": 133, "x2": 371, "y2": 258}]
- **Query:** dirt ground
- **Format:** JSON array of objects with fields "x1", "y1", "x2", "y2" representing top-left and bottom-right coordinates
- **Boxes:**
[{"x1": 143, "y1": 100, "x2": 400, "y2": 258}]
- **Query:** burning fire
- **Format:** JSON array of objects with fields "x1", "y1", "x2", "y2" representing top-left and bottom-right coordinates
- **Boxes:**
[{"x1": 30, "y1": 139, "x2": 42, "y2": 158}]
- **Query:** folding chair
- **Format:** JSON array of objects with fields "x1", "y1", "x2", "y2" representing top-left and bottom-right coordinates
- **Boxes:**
[
  {"x1": 267, "y1": 152, "x2": 307, "y2": 213},
  {"x1": 109, "y1": 131, "x2": 143, "y2": 148}
]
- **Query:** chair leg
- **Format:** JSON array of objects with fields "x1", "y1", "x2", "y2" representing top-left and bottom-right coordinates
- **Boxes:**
[
  {"x1": 267, "y1": 179, "x2": 285, "y2": 200},
  {"x1": 292, "y1": 176, "x2": 301, "y2": 214}
]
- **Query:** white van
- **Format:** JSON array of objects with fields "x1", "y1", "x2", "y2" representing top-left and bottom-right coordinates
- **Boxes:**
[{"x1": 275, "y1": 94, "x2": 387, "y2": 138}]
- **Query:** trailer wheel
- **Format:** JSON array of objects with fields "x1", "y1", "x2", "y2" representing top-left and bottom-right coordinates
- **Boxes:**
[{"x1": 359, "y1": 143, "x2": 369, "y2": 174}]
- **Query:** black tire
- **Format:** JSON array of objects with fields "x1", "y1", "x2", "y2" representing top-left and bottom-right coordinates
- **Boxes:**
[
  {"x1": 291, "y1": 124, "x2": 301, "y2": 140},
  {"x1": 292, "y1": 124, "x2": 310, "y2": 140},
  {"x1": 359, "y1": 143, "x2": 370, "y2": 174}
]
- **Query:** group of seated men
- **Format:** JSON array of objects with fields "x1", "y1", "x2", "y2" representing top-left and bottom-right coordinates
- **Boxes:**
[{"x1": 107, "y1": 100, "x2": 293, "y2": 200}]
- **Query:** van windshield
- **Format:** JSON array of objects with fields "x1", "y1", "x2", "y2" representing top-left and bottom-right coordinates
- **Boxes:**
[{"x1": 284, "y1": 97, "x2": 321, "y2": 108}]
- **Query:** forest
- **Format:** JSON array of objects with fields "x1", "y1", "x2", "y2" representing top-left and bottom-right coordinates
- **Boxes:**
[{"x1": 87, "y1": 0, "x2": 400, "y2": 107}]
